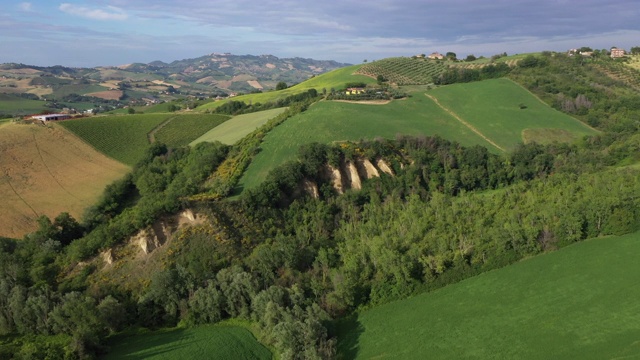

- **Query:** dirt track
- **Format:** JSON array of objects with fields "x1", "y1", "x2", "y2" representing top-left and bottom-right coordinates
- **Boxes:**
[
  {"x1": 0, "y1": 122, "x2": 130, "y2": 238},
  {"x1": 423, "y1": 93, "x2": 505, "y2": 152}
]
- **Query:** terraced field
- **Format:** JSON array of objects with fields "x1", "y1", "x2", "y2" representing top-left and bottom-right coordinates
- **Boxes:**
[
  {"x1": 337, "y1": 231, "x2": 640, "y2": 359},
  {"x1": 104, "y1": 324, "x2": 272, "y2": 360},
  {"x1": 0, "y1": 122, "x2": 129, "y2": 238}
]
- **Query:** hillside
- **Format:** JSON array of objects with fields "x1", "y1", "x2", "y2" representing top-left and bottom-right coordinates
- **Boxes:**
[
  {"x1": 338, "y1": 231, "x2": 640, "y2": 359},
  {"x1": 237, "y1": 79, "x2": 598, "y2": 191},
  {"x1": 0, "y1": 122, "x2": 129, "y2": 238},
  {"x1": 4, "y1": 50, "x2": 640, "y2": 360},
  {"x1": 197, "y1": 64, "x2": 375, "y2": 111},
  {"x1": 0, "y1": 54, "x2": 349, "y2": 115}
]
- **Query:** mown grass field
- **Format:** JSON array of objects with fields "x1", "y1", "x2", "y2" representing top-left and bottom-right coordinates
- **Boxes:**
[
  {"x1": 0, "y1": 122, "x2": 129, "y2": 238},
  {"x1": 154, "y1": 113, "x2": 230, "y2": 147},
  {"x1": 103, "y1": 325, "x2": 272, "y2": 360},
  {"x1": 337, "y1": 231, "x2": 640, "y2": 359},
  {"x1": 238, "y1": 95, "x2": 494, "y2": 190},
  {"x1": 59, "y1": 114, "x2": 171, "y2": 165},
  {"x1": 191, "y1": 107, "x2": 287, "y2": 146},
  {"x1": 427, "y1": 78, "x2": 598, "y2": 150},
  {"x1": 198, "y1": 65, "x2": 374, "y2": 111}
]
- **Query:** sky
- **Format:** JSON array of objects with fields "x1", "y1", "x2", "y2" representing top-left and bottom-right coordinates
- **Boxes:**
[{"x1": 2, "y1": 0, "x2": 639, "y2": 67}]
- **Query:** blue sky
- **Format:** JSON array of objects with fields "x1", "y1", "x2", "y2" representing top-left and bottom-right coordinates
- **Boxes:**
[{"x1": 2, "y1": 0, "x2": 639, "y2": 67}]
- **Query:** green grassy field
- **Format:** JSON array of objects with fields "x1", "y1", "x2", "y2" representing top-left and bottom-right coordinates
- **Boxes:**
[
  {"x1": 198, "y1": 65, "x2": 374, "y2": 111},
  {"x1": 51, "y1": 84, "x2": 106, "y2": 98},
  {"x1": 104, "y1": 325, "x2": 272, "y2": 360},
  {"x1": 238, "y1": 79, "x2": 598, "y2": 191},
  {"x1": 337, "y1": 231, "x2": 640, "y2": 359},
  {"x1": 59, "y1": 114, "x2": 172, "y2": 165},
  {"x1": 238, "y1": 95, "x2": 495, "y2": 190},
  {"x1": 154, "y1": 114, "x2": 230, "y2": 147},
  {"x1": 191, "y1": 108, "x2": 287, "y2": 146},
  {"x1": 0, "y1": 94, "x2": 46, "y2": 114},
  {"x1": 427, "y1": 78, "x2": 598, "y2": 150}
]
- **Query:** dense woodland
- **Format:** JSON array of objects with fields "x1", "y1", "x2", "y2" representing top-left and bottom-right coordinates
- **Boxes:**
[{"x1": 2, "y1": 52, "x2": 640, "y2": 359}]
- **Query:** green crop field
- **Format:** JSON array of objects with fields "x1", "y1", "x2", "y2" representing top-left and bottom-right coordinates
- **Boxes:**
[
  {"x1": 51, "y1": 84, "x2": 106, "y2": 98},
  {"x1": 238, "y1": 95, "x2": 496, "y2": 190},
  {"x1": 191, "y1": 107, "x2": 287, "y2": 146},
  {"x1": 0, "y1": 94, "x2": 46, "y2": 115},
  {"x1": 104, "y1": 325, "x2": 272, "y2": 360},
  {"x1": 198, "y1": 65, "x2": 374, "y2": 111},
  {"x1": 426, "y1": 78, "x2": 598, "y2": 150},
  {"x1": 59, "y1": 114, "x2": 172, "y2": 165},
  {"x1": 153, "y1": 113, "x2": 230, "y2": 147},
  {"x1": 238, "y1": 78, "x2": 600, "y2": 190},
  {"x1": 337, "y1": 231, "x2": 640, "y2": 359}
]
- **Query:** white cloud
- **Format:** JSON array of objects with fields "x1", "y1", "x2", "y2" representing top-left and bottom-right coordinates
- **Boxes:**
[
  {"x1": 19, "y1": 2, "x2": 33, "y2": 11},
  {"x1": 59, "y1": 3, "x2": 128, "y2": 21}
]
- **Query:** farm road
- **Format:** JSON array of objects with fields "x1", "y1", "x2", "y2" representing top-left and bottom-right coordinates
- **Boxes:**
[{"x1": 423, "y1": 93, "x2": 505, "y2": 152}]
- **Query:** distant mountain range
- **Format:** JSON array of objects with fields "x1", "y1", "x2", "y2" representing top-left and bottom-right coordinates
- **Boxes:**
[{"x1": 0, "y1": 54, "x2": 350, "y2": 114}]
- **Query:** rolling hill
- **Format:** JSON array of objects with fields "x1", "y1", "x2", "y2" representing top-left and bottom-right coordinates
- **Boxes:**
[
  {"x1": 0, "y1": 122, "x2": 130, "y2": 238},
  {"x1": 237, "y1": 78, "x2": 597, "y2": 191},
  {"x1": 0, "y1": 54, "x2": 349, "y2": 116}
]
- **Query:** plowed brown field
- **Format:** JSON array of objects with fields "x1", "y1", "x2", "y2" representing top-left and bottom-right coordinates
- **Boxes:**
[{"x1": 0, "y1": 122, "x2": 130, "y2": 238}]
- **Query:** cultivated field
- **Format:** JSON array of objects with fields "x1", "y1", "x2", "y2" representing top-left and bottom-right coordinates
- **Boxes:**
[
  {"x1": 426, "y1": 78, "x2": 598, "y2": 150},
  {"x1": 0, "y1": 94, "x2": 46, "y2": 115},
  {"x1": 153, "y1": 113, "x2": 230, "y2": 147},
  {"x1": 103, "y1": 324, "x2": 272, "y2": 360},
  {"x1": 0, "y1": 122, "x2": 129, "y2": 238},
  {"x1": 356, "y1": 57, "x2": 447, "y2": 84},
  {"x1": 59, "y1": 114, "x2": 172, "y2": 165},
  {"x1": 337, "y1": 231, "x2": 640, "y2": 359},
  {"x1": 238, "y1": 94, "x2": 494, "y2": 190},
  {"x1": 191, "y1": 107, "x2": 287, "y2": 146},
  {"x1": 198, "y1": 65, "x2": 374, "y2": 111}
]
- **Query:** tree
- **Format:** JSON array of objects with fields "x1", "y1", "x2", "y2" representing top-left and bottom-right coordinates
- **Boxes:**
[
  {"x1": 276, "y1": 82, "x2": 288, "y2": 91},
  {"x1": 376, "y1": 74, "x2": 387, "y2": 85},
  {"x1": 445, "y1": 52, "x2": 457, "y2": 60},
  {"x1": 465, "y1": 54, "x2": 477, "y2": 62},
  {"x1": 631, "y1": 46, "x2": 640, "y2": 55}
]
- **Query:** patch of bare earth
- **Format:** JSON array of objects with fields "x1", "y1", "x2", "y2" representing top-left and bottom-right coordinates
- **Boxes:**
[
  {"x1": 0, "y1": 123, "x2": 130, "y2": 238},
  {"x1": 247, "y1": 80, "x2": 263, "y2": 89},
  {"x1": 85, "y1": 90, "x2": 123, "y2": 100}
]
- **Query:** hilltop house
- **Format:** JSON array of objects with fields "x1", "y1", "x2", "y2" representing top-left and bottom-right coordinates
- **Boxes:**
[
  {"x1": 31, "y1": 114, "x2": 71, "y2": 122},
  {"x1": 427, "y1": 52, "x2": 444, "y2": 60},
  {"x1": 611, "y1": 48, "x2": 626, "y2": 58}
]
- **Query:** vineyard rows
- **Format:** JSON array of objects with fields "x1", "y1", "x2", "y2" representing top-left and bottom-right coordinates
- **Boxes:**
[
  {"x1": 60, "y1": 114, "x2": 172, "y2": 165},
  {"x1": 154, "y1": 114, "x2": 229, "y2": 148},
  {"x1": 355, "y1": 57, "x2": 447, "y2": 85},
  {"x1": 593, "y1": 62, "x2": 640, "y2": 91}
]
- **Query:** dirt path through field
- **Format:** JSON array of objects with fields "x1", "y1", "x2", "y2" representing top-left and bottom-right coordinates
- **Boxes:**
[
  {"x1": 423, "y1": 93, "x2": 505, "y2": 152},
  {"x1": 148, "y1": 115, "x2": 177, "y2": 143}
]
